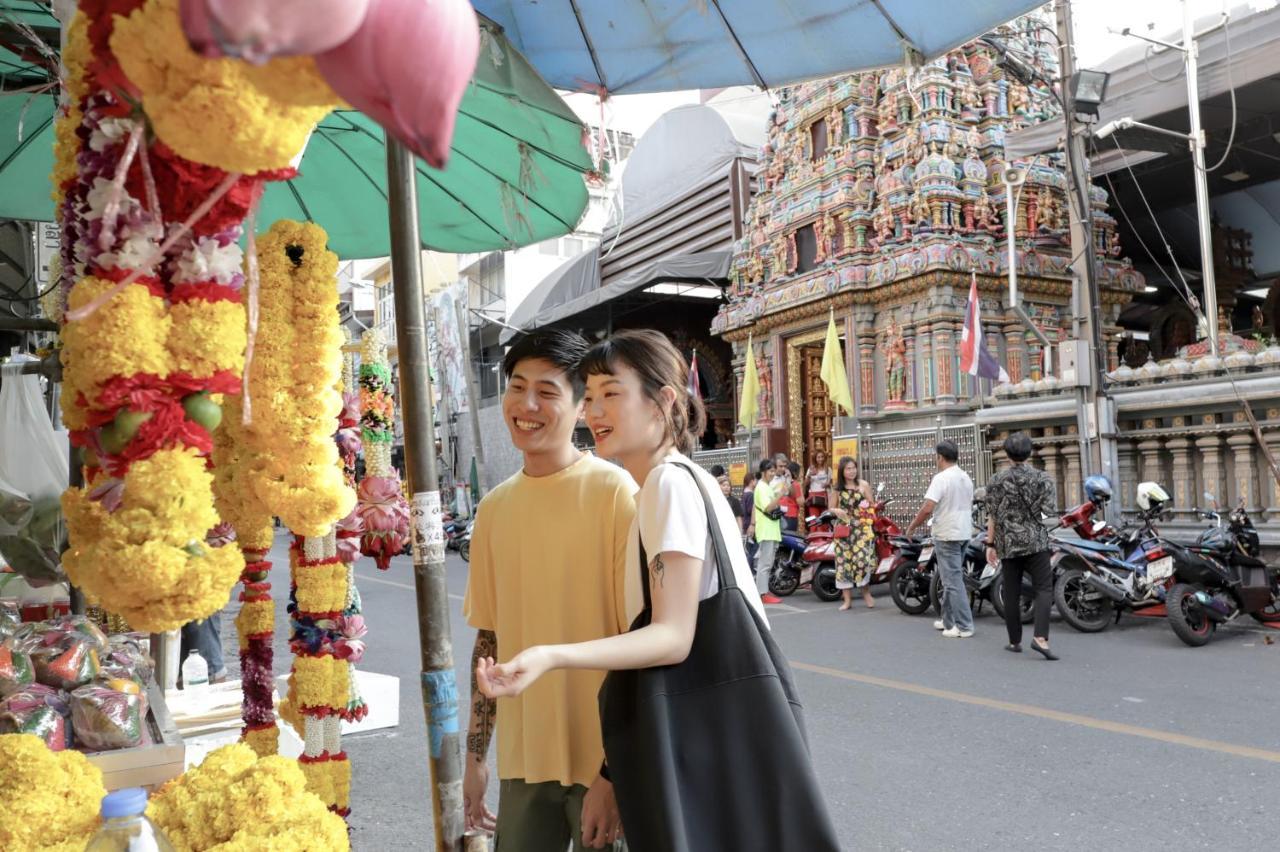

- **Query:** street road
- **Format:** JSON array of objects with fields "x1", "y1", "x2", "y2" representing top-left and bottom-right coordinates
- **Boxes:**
[{"x1": 231, "y1": 536, "x2": 1280, "y2": 850}]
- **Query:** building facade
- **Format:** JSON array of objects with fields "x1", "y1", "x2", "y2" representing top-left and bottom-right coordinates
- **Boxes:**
[{"x1": 714, "y1": 19, "x2": 1143, "y2": 482}]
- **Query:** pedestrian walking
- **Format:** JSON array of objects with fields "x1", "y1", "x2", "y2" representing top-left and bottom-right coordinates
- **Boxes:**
[
  {"x1": 753, "y1": 460, "x2": 786, "y2": 605},
  {"x1": 804, "y1": 448, "x2": 832, "y2": 510},
  {"x1": 477, "y1": 329, "x2": 839, "y2": 851},
  {"x1": 906, "y1": 441, "x2": 975, "y2": 638},
  {"x1": 830, "y1": 457, "x2": 876, "y2": 611},
  {"x1": 984, "y1": 432, "x2": 1059, "y2": 660},
  {"x1": 462, "y1": 329, "x2": 636, "y2": 850}
]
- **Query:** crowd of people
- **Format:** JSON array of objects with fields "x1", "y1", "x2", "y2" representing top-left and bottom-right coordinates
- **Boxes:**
[{"x1": 725, "y1": 435, "x2": 1059, "y2": 658}]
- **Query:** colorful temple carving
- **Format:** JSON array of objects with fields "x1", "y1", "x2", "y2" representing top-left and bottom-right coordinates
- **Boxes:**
[{"x1": 713, "y1": 17, "x2": 1144, "y2": 463}]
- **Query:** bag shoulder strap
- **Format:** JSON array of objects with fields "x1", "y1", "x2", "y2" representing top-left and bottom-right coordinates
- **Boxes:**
[{"x1": 636, "y1": 461, "x2": 738, "y2": 614}]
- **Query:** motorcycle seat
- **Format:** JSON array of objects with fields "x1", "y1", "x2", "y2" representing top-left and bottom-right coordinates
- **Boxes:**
[{"x1": 1056, "y1": 537, "x2": 1121, "y2": 555}]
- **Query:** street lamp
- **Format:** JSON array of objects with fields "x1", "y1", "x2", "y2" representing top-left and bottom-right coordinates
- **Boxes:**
[{"x1": 1070, "y1": 69, "x2": 1110, "y2": 117}]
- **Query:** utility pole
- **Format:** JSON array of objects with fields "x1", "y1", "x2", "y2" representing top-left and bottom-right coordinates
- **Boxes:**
[
  {"x1": 456, "y1": 297, "x2": 490, "y2": 497},
  {"x1": 1183, "y1": 0, "x2": 1219, "y2": 356},
  {"x1": 1055, "y1": 0, "x2": 1113, "y2": 489},
  {"x1": 385, "y1": 139, "x2": 464, "y2": 852}
]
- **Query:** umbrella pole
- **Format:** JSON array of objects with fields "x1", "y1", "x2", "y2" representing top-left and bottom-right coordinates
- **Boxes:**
[{"x1": 385, "y1": 139, "x2": 465, "y2": 851}]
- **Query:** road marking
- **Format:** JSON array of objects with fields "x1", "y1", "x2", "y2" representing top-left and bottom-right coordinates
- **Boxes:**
[
  {"x1": 355, "y1": 571, "x2": 465, "y2": 602},
  {"x1": 791, "y1": 660, "x2": 1280, "y2": 765}
]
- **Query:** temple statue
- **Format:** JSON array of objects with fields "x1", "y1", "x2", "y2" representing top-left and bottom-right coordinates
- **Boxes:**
[{"x1": 882, "y1": 320, "x2": 908, "y2": 402}]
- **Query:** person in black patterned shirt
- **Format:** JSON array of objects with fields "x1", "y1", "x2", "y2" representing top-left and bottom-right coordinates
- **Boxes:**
[{"x1": 984, "y1": 432, "x2": 1060, "y2": 660}]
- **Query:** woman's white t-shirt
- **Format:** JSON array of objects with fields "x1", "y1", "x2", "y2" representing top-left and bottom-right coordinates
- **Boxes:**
[{"x1": 624, "y1": 453, "x2": 769, "y2": 627}]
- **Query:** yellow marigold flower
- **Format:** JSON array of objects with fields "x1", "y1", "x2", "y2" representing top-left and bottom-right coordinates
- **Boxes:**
[
  {"x1": 0, "y1": 734, "x2": 106, "y2": 851},
  {"x1": 148, "y1": 744, "x2": 349, "y2": 851},
  {"x1": 241, "y1": 724, "x2": 279, "y2": 758},
  {"x1": 235, "y1": 599, "x2": 274, "y2": 641},
  {"x1": 169, "y1": 299, "x2": 246, "y2": 378},
  {"x1": 293, "y1": 560, "x2": 349, "y2": 614},
  {"x1": 109, "y1": 0, "x2": 338, "y2": 174},
  {"x1": 62, "y1": 278, "x2": 170, "y2": 397}
]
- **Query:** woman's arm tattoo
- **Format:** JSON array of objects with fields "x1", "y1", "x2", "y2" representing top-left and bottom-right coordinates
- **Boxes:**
[{"x1": 651, "y1": 553, "x2": 666, "y2": 588}]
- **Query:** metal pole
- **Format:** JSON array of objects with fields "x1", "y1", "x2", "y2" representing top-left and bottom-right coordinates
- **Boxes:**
[
  {"x1": 1056, "y1": 0, "x2": 1106, "y2": 485},
  {"x1": 385, "y1": 138, "x2": 464, "y2": 852},
  {"x1": 455, "y1": 298, "x2": 490, "y2": 496},
  {"x1": 1184, "y1": 0, "x2": 1219, "y2": 356}
]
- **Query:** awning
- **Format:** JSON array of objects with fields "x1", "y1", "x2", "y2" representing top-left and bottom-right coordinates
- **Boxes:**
[
  {"x1": 500, "y1": 249, "x2": 731, "y2": 343},
  {"x1": 1004, "y1": 3, "x2": 1280, "y2": 163},
  {"x1": 473, "y1": 0, "x2": 1046, "y2": 95}
]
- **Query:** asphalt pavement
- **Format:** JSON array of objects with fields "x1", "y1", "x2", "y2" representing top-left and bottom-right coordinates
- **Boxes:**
[{"x1": 234, "y1": 534, "x2": 1280, "y2": 850}]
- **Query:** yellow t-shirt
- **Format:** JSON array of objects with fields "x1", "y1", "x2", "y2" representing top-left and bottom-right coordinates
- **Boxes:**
[{"x1": 463, "y1": 453, "x2": 637, "y2": 788}]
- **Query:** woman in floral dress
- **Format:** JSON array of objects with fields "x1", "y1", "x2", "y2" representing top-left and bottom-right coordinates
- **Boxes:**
[{"x1": 831, "y1": 456, "x2": 876, "y2": 611}]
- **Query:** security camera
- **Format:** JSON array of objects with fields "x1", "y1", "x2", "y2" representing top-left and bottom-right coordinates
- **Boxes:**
[
  {"x1": 1094, "y1": 117, "x2": 1134, "y2": 140},
  {"x1": 996, "y1": 163, "x2": 1027, "y2": 187}
]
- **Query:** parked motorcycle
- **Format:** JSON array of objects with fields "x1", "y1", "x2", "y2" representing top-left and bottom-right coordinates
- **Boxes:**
[
  {"x1": 1165, "y1": 496, "x2": 1280, "y2": 646},
  {"x1": 888, "y1": 534, "x2": 934, "y2": 615},
  {"x1": 928, "y1": 529, "x2": 1034, "y2": 623},
  {"x1": 769, "y1": 510, "x2": 841, "y2": 602},
  {"x1": 1053, "y1": 481, "x2": 1176, "y2": 633}
]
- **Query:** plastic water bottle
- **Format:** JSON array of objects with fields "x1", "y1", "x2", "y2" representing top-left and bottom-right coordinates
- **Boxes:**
[
  {"x1": 85, "y1": 787, "x2": 175, "y2": 851},
  {"x1": 181, "y1": 649, "x2": 208, "y2": 698}
]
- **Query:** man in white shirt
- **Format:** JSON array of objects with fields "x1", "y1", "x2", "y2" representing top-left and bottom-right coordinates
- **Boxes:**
[{"x1": 905, "y1": 440, "x2": 975, "y2": 638}]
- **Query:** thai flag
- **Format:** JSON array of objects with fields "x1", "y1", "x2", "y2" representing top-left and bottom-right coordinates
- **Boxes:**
[
  {"x1": 687, "y1": 350, "x2": 702, "y2": 400},
  {"x1": 960, "y1": 273, "x2": 1010, "y2": 383}
]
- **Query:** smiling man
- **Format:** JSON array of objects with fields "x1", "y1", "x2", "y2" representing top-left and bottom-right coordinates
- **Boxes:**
[{"x1": 463, "y1": 329, "x2": 637, "y2": 851}]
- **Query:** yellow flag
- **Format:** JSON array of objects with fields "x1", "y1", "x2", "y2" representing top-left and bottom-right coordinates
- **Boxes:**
[
  {"x1": 738, "y1": 333, "x2": 760, "y2": 431},
  {"x1": 820, "y1": 310, "x2": 855, "y2": 416}
]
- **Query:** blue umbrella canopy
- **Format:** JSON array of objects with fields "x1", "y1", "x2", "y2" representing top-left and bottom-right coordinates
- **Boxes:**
[{"x1": 473, "y1": 0, "x2": 1045, "y2": 94}]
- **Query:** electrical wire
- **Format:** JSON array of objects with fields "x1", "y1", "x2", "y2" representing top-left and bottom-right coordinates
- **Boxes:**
[
  {"x1": 1202, "y1": 10, "x2": 1237, "y2": 173},
  {"x1": 0, "y1": 275, "x2": 59, "y2": 303}
]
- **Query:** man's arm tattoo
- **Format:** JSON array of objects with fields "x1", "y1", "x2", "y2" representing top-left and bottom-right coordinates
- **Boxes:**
[
  {"x1": 467, "y1": 629, "x2": 497, "y2": 758},
  {"x1": 650, "y1": 553, "x2": 665, "y2": 588}
]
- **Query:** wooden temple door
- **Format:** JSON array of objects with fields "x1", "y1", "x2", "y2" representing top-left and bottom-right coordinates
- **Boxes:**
[{"x1": 799, "y1": 344, "x2": 832, "y2": 467}]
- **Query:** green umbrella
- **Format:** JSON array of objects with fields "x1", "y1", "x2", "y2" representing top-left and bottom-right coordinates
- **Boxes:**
[{"x1": 0, "y1": 17, "x2": 592, "y2": 257}]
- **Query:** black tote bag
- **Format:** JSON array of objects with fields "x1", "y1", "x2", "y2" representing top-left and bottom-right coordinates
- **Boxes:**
[{"x1": 598, "y1": 462, "x2": 840, "y2": 852}]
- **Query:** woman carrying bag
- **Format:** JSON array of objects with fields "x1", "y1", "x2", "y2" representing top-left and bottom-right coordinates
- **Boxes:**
[
  {"x1": 477, "y1": 330, "x2": 839, "y2": 852},
  {"x1": 830, "y1": 456, "x2": 876, "y2": 611}
]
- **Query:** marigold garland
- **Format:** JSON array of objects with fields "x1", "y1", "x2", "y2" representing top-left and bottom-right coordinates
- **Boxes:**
[
  {"x1": 57, "y1": 0, "x2": 314, "y2": 634},
  {"x1": 146, "y1": 743, "x2": 349, "y2": 851},
  {"x1": 109, "y1": 0, "x2": 339, "y2": 174},
  {"x1": 0, "y1": 734, "x2": 106, "y2": 852},
  {"x1": 245, "y1": 221, "x2": 354, "y2": 537},
  {"x1": 357, "y1": 329, "x2": 411, "y2": 569}
]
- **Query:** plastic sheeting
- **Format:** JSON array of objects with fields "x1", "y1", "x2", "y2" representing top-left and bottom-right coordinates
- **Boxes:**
[{"x1": 0, "y1": 358, "x2": 68, "y2": 584}]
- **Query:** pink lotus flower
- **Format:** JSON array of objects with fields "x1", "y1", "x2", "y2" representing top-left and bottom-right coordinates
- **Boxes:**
[
  {"x1": 314, "y1": 0, "x2": 479, "y2": 169},
  {"x1": 179, "y1": 0, "x2": 371, "y2": 62}
]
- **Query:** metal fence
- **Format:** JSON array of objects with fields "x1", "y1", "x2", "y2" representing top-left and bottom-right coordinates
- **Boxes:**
[
  {"x1": 860, "y1": 423, "x2": 989, "y2": 526},
  {"x1": 691, "y1": 446, "x2": 751, "y2": 496}
]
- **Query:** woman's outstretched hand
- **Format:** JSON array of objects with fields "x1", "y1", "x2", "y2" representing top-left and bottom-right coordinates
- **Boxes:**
[{"x1": 476, "y1": 647, "x2": 553, "y2": 698}]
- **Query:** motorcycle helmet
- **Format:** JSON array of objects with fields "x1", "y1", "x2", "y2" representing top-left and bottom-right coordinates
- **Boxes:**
[
  {"x1": 1083, "y1": 475, "x2": 1113, "y2": 506},
  {"x1": 1135, "y1": 481, "x2": 1170, "y2": 512},
  {"x1": 1196, "y1": 526, "x2": 1231, "y2": 553}
]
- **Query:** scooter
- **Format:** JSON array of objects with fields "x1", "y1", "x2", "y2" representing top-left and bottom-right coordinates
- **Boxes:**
[{"x1": 770, "y1": 510, "x2": 841, "y2": 602}]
